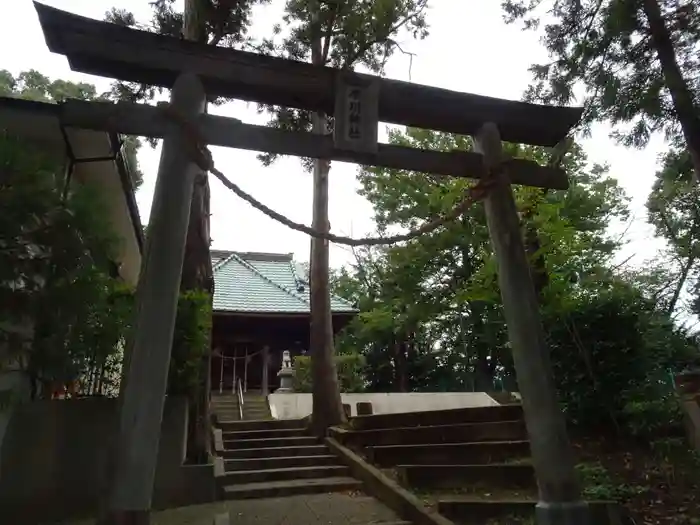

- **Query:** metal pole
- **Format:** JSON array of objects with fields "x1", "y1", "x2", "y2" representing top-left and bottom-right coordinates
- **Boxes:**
[{"x1": 106, "y1": 72, "x2": 205, "y2": 524}]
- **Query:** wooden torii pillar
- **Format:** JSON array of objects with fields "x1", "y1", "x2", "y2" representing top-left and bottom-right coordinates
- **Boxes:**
[
  {"x1": 475, "y1": 124, "x2": 588, "y2": 524},
  {"x1": 106, "y1": 72, "x2": 205, "y2": 524},
  {"x1": 34, "y1": 4, "x2": 590, "y2": 523}
]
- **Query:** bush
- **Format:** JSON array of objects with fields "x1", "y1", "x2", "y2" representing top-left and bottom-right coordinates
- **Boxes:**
[
  {"x1": 621, "y1": 396, "x2": 685, "y2": 439},
  {"x1": 168, "y1": 290, "x2": 212, "y2": 397},
  {"x1": 293, "y1": 354, "x2": 365, "y2": 393},
  {"x1": 544, "y1": 283, "x2": 697, "y2": 436}
]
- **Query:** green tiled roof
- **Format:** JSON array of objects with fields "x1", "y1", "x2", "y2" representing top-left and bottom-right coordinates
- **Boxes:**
[{"x1": 211, "y1": 250, "x2": 358, "y2": 314}]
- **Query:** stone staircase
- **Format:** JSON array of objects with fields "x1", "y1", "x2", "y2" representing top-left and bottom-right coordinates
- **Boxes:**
[
  {"x1": 212, "y1": 396, "x2": 363, "y2": 500},
  {"x1": 332, "y1": 404, "x2": 623, "y2": 524},
  {"x1": 211, "y1": 392, "x2": 273, "y2": 421},
  {"x1": 345, "y1": 405, "x2": 535, "y2": 524}
]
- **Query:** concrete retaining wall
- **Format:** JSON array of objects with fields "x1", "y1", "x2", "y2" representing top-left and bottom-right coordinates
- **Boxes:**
[
  {"x1": 0, "y1": 396, "x2": 216, "y2": 524},
  {"x1": 268, "y1": 392, "x2": 499, "y2": 420}
]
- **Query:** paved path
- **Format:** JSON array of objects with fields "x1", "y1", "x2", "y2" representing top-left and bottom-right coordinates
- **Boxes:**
[{"x1": 62, "y1": 492, "x2": 404, "y2": 525}]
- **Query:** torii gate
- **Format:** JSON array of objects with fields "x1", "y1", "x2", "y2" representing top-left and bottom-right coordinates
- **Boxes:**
[{"x1": 33, "y1": 3, "x2": 589, "y2": 524}]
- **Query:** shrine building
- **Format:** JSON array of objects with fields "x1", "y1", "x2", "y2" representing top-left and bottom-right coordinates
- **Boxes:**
[{"x1": 210, "y1": 250, "x2": 358, "y2": 396}]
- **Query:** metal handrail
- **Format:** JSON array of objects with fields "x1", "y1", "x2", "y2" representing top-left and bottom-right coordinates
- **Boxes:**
[{"x1": 236, "y1": 377, "x2": 244, "y2": 421}]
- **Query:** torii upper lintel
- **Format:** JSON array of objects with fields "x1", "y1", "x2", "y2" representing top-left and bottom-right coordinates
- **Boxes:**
[{"x1": 33, "y1": 1, "x2": 583, "y2": 148}]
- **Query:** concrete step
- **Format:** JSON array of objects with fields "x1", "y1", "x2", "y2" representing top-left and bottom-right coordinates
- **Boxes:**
[
  {"x1": 221, "y1": 477, "x2": 362, "y2": 499},
  {"x1": 334, "y1": 420, "x2": 527, "y2": 447},
  {"x1": 243, "y1": 407, "x2": 271, "y2": 414},
  {"x1": 224, "y1": 436, "x2": 319, "y2": 450},
  {"x1": 213, "y1": 412, "x2": 241, "y2": 421},
  {"x1": 215, "y1": 416, "x2": 242, "y2": 424},
  {"x1": 225, "y1": 454, "x2": 339, "y2": 472},
  {"x1": 223, "y1": 427, "x2": 307, "y2": 441},
  {"x1": 213, "y1": 409, "x2": 242, "y2": 417},
  {"x1": 212, "y1": 398, "x2": 240, "y2": 405},
  {"x1": 217, "y1": 418, "x2": 305, "y2": 432},
  {"x1": 243, "y1": 411, "x2": 272, "y2": 419},
  {"x1": 212, "y1": 403, "x2": 240, "y2": 410},
  {"x1": 438, "y1": 499, "x2": 625, "y2": 524},
  {"x1": 242, "y1": 399, "x2": 268, "y2": 405},
  {"x1": 220, "y1": 464, "x2": 349, "y2": 484},
  {"x1": 350, "y1": 405, "x2": 524, "y2": 431},
  {"x1": 221, "y1": 444, "x2": 330, "y2": 459},
  {"x1": 212, "y1": 402, "x2": 240, "y2": 408},
  {"x1": 368, "y1": 440, "x2": 531, "y2": 467},
  {"x1": 212, "y1": 406, "x2": 241, "y2": 412},
  {"x1": 397, "y1": 463, "x2": 535, "y2": 490}
]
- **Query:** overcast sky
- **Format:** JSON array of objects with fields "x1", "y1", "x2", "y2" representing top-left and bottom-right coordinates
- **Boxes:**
[{"x1": 4, "y1": 0, "x2": 668, "y2": 270}]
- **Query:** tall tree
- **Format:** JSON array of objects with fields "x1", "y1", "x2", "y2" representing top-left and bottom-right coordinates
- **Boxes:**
[
  {"x1": 647, "y1": 148, "x2": 700, "y2": 317},
  {"x1": 502, "y1": 0, "x2": 700, "y2": 181},
  {"x1": 257, "y1": 0, "x2": 429, "y2": 434},
  {"x1": 335, "y1": 127, "x2": 629, "y2": 396},
  {"x1": 335, "y1": 127, "x2": 700, "y2": 448}
]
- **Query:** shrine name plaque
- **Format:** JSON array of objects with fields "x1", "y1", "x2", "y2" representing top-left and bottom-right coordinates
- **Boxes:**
[{"x1": 333, "y1": 73, "x2": 380, "y2": 154}]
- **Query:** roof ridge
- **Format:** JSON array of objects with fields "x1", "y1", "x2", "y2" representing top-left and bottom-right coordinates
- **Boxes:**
[
  {"x1": 289, "y1": 260, "x2": 304, "y2": 285},
  {"x1": 213, "y1": 252, "x2": 236, "y2": 273},
  {"x1": 229, "y1": 253, "x2": 311, "y2": 307},
  {"x1": 289, "y1": 260, "x2": 357, "y2": 310}
]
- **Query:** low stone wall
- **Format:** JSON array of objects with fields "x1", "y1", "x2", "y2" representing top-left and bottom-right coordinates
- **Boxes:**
[
  {"x1": 268, "y1": 392, "x2": 500, "y2": 420},
  {"x1": 0, "y1": 396, "x2": 216, "y2": 524}
]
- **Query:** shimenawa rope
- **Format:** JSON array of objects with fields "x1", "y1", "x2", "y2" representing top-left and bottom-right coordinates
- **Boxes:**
[{"x1": 158, "y1": 103, "x2": 501, "y2": 247}]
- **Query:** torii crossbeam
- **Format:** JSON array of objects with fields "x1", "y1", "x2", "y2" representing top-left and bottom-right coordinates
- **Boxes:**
[{"x1": 30, "y1": 3, "x2": 591, "y2": 525}]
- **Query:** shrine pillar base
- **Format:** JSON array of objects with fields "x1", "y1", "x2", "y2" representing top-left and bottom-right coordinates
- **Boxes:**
[{"x1": 536, "y1": 501, "x2": 590, "y2": 525}]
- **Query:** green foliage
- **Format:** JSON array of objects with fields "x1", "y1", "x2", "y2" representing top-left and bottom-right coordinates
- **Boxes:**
[
  {"x1": 293, "y1": 354, "x2": 366, "y2": 393},
  {"x1": 543, "y1": 279, "x2": 697, "y2": 432},
  {"x1": 646, "y1": 148, "x2": 700, "y2": 317},
  {"x1": 0, "y1": 69, "x2": 143, "y2": 189},
  {"x1": 105, "y1": 0, "x2": 269, "y2": 110},
  {"x1": 0, "y1": 130, "x2": 133, "y2": 397},
  {"x1": 331, "y1": 125, "x2": 700, "y2": 439},
  {"x1": 334, "y1": 128, "x2": 632, "y2": 393},
  {"x1": 256, "y1": 0, "x2": 429, "y2": 168},
  {"x1": 576, "y1": 462, "x2": 647, "y2": 500},
  {"x1": 622, "y1": 396, "x2": 685, "y2": 438},
  {"x1": 501, "y1": 0, "x2": 700, "y2": 149},
  {"x1": 168, "y1": 290, "x2": 213, "y2": 397}
]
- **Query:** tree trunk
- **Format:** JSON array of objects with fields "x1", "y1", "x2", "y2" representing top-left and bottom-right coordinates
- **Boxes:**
[
  {"x1": 643, "y1": 0, "x2": 700, "y2": 183},
  {"x1": 308, "y1": 33, "x2": 345, "y2": 436},
  {"x1": 393, "y1": 337, "x2": 409, "y2": 392},
  {"x1": 523, "y1": 224, "x2": 549, "y2": 300},
  {"x1": 179, "y1": 0, "x2": 214, "y2": 464},
  {"x1": 668, "y1": 254, "x2": 696, "y2": 314},
  {"x1": 470, "y1": 303, "x2": 494, "y2": 391},
  {"x1": 179, "y1": 173, "x2": 214, "y2": 463}
]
